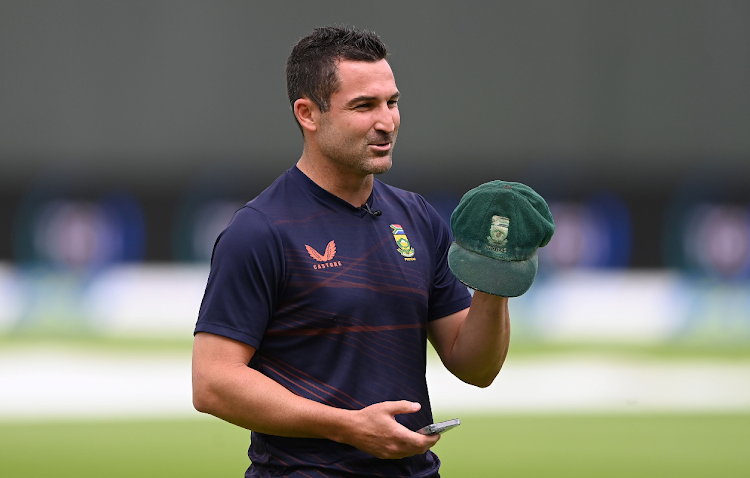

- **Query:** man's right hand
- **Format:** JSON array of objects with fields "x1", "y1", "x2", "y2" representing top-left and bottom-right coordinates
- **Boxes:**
[{"x1": 339, "y1": 401, "x2": 441, "y2": 459}]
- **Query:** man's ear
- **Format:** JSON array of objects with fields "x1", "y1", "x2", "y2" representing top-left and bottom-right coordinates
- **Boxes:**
[{"x1": 294, "y1": 98, "x2": 319, "y2": 133}]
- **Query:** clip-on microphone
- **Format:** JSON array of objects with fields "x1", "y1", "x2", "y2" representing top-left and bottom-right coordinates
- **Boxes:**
[{"x1": 362, "y1": 202, "x2": 382, "y2": 217}]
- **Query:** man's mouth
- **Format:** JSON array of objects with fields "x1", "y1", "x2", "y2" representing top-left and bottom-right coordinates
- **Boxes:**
[{"x1": 369, "y1": 142, "x2": 391, "y2": 151}]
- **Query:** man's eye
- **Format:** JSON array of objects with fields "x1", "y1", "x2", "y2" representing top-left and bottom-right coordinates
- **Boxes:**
[{"x1": 355, "y1": 103, "x2": 371, "y2": 109}]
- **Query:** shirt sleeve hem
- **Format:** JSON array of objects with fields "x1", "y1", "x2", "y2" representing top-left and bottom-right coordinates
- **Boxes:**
[
  {"x1": 194, "y1": 322, "x2": 263, "y2": 349},
  {"x1": 428, "y1": 295, "x2": 472, "y2": 322}
]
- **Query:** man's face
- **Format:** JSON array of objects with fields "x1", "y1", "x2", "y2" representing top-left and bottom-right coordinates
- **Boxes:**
[{"x1": 315, "y1": 59, "x2": 400, "y2": 176}]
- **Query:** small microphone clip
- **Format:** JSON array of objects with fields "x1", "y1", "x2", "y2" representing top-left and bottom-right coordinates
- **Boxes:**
[{"x1": 362, "y1": 202, "x2": 382, "y2": 217}]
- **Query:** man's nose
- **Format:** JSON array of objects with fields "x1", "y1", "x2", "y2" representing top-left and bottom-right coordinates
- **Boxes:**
[{"x1": 374, "y1": 104, "x2": 396, "y2": 133}]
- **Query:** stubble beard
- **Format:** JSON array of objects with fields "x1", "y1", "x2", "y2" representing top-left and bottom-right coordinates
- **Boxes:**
[
  {"x1": 362, "y1": 138, "x2": 395, "y2": 175},
  {"x1": 320, "y1": 131, "x2": 397, "y2": 176},
  {"x1": 323, "y1": 136, "x2": 396, "y2": 175}
]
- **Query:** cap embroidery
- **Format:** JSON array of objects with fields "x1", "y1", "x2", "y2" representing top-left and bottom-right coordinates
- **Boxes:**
[{"x1": 487, "y1": 215, "x2": 509, "y2": 248}]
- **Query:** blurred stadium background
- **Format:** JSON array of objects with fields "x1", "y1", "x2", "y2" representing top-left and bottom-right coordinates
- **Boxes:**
[{"x1": 1, "y1": 1, "x2": 749, "y2": 477}]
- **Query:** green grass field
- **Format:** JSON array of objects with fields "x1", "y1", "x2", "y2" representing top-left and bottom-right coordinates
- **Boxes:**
[
  {"x1": 2, "y1": 414, "x2": 749, "y2": 477},
  {"x1": 3, "y1": 333, "x2": 749, "y2": 476}
]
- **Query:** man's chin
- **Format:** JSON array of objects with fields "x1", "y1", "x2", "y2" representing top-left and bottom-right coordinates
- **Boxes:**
[{"x1": 367, "y1": 156, "x2": 393, "y2": 175}]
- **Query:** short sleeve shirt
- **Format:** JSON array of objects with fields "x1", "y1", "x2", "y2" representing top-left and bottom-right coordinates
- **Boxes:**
[{"x1": 195, "y1": 166, "x2": 471, "y2": 478}]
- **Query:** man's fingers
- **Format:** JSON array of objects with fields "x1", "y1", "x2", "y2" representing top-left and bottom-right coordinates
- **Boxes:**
[
  {"x1": 423, "y1": 433, "x2": 441, "y2": 447},
  {"x1": 409, "y1": 428, "x2": 441, "y2": 457},
  {"x1": 383, "y1": 400, "x2": 421, "y2": 417},
  {"x1": 347, "y1": 401, "x2": 443, "y2": 459}
]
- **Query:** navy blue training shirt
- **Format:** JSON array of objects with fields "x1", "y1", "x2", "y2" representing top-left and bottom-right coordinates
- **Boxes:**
[{"x1": 195, "y1": 166, "x2": 472, "y2": 478}]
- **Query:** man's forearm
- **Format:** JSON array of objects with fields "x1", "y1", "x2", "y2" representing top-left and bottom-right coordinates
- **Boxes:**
[{"x1": 430, "y1": 292, "x2": 510, "y2": 387}]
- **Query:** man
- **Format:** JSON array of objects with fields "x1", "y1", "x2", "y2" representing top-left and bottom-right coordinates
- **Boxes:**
[{"x1": 192, "y1": 26, "x2": 510, "y2": 478}]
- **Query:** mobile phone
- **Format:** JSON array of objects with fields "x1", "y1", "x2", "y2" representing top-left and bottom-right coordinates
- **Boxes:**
[{"x1": 417, "y1": 418, "x2": 461, "y2": 435}]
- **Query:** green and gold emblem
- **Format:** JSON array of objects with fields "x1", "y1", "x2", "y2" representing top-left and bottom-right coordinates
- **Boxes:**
[
  {"x1": 488, "y1": 215, "x2": 509, "y2": 246},
  {"x1": 390, "y1": 224, "x2": 415, "y2": 258}
]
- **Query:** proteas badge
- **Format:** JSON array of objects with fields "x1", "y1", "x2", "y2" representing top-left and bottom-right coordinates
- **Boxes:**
[
  {"x1": 390, "y1": 224, "x2": 415, "y2": 259},
  {"x1": 488, "y1": 215, "x2": 509, "y2": 246}
]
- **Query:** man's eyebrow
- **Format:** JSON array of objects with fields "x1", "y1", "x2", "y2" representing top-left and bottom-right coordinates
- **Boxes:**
[{"x1": 346, "y1": 92, "x2": 400, "y2": 106}]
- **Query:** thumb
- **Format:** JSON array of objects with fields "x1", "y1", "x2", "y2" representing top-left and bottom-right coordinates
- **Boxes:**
[{"x1": 385, "y1": 400, "x2": 421, "y2": 417}]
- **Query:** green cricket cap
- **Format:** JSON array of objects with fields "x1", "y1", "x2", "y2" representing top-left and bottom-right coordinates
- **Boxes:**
[{"x1": 448, "y1": 180, "x2": 555, "y2": 297}]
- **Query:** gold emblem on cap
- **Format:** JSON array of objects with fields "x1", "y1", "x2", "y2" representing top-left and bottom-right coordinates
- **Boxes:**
[{"x1": 487, "y1": 215, "x2": 509, "y2": 247}]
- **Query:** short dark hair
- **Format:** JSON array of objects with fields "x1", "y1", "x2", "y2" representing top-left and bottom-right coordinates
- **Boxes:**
[{"x1": 286, "y1": 26, "x2": 388, "y2": 128}]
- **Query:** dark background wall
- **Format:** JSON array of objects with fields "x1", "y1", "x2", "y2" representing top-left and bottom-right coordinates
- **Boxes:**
[{"x1": 1, "y1": 1, "x2": 749, "y2": 266}]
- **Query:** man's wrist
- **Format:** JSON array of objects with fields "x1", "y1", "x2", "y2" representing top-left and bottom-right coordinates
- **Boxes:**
[{"x1": 316, "y1": 407, "x2": 358, "y2": 445}]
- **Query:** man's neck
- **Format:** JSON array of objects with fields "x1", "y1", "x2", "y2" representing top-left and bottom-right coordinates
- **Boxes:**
[{"x1": 296, "y1": 152, "x2": 374, "y2": 208}]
